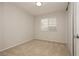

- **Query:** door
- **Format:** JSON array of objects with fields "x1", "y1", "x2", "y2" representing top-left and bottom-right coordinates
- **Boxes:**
[{"x1": 74, "y1": 2, "x2": 79, "y2": 56}]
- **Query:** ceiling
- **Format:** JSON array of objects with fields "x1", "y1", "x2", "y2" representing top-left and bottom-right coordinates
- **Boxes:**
[{"x1": 12, "y1": 2, "x2": 68, "y2": 16}]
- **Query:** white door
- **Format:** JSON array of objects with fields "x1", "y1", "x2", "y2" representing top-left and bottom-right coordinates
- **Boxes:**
[{"x1": 74, "y1": 2, "x2": 79, "y2": 56}]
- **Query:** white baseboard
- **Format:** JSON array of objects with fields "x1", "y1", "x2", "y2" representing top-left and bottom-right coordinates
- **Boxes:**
[
  {"x1": 0, "y1": 39, "x2": 66, "y2": 52},
  {"x1": 35, "y1": 39, "x2": 66, "y2": 44},
  {"x1": 0, "y1": 39, "x2": 33, "y2": 52}
]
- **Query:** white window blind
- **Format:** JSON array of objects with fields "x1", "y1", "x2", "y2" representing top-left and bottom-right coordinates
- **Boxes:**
[{"x1": 41, "y1": 18, "x2": 56, "y2": 31}]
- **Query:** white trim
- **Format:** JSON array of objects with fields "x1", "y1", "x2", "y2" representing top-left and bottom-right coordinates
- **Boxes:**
[
  {"x1": 0, "y1": 39, "x2": 33, "y2": 52},
  {"x1": 35, "y1": 39, "x2": 66, "y2": 44}
]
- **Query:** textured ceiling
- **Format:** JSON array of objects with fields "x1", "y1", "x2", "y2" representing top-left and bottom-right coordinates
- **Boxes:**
[{"x1": 12, "y1": 2, "x2": 68, "y2": 16}]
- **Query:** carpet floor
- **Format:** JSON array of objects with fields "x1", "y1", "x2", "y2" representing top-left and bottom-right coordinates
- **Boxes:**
[{"x1": 0, "y1": 39, "x2": 70, "y2": 56}]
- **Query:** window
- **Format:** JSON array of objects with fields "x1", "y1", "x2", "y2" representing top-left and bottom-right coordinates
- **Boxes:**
[
  {"x1": 41, "y1": 19, "x2": 48, "y2": 31},
  {"x1": 41, "y1": 18, "x2": 56, "y2": 31}
]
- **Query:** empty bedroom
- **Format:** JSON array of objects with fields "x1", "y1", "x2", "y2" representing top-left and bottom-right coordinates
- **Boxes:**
[{"x1": 0, "y1": 2, "x2": 74, "y2": 56}]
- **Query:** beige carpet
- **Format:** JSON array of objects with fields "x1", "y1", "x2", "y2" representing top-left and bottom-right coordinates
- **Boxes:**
[{"x1": 0, "y1": 39, "x2": 70, "y2": 56}]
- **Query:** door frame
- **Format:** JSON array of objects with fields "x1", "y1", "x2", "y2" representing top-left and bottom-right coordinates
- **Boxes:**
[{"x1": 73, "y1": 2, "x2": 78, "y2": 56}]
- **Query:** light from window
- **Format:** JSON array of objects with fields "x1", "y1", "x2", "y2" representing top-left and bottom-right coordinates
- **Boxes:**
[
  {"x1": 41, "y1": 19, "x2": 48, "y2": 31},
  {"x1": 41, "y1": 18, "x2": 56, "y2": 32}
]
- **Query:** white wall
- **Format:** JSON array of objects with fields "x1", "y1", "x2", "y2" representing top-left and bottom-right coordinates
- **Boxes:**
[
  {"x1": 0, "y1": 3, "x2": 4, "y2": 50},
  {"x1": 34, "y1": 12, "x2": 67, "y2": 43},
  {"x1": 0, "y1": 3, "x2": 34, "y2": 51}
]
